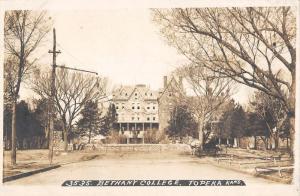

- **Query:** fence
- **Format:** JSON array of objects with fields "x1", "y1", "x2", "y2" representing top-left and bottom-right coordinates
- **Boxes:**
[{"x1": 88, "y1": 144, "x2": 192, "y2": 154}]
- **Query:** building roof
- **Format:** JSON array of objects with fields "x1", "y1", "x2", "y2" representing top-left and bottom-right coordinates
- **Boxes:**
[
  {"x1": 112, "y1": 84, "x2": 158, "y2": 101},
  {"x1": 158, "y1": 76, "x2": 183, "y2": 99}
]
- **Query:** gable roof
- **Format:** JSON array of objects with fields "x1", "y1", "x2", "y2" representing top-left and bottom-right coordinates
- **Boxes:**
[
  {"x1": 158, "y1": 76, "x2": 182, "y2": 99},
  {"x1": 112, "y1": 84, "x2": 158, "y2": 101}
]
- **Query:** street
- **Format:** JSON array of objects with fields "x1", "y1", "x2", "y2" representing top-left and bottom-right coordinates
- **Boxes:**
[{"x1": 4, "y1": 153, "x2": 276, "y2": 186}]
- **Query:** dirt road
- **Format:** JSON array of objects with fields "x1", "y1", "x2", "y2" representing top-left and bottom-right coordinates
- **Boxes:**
[{"x1": 4, "y1": 152, "x2": 276, "y2": 185}]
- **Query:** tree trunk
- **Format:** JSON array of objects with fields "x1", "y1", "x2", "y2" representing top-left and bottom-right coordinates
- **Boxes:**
[
  {"x1": 287, "y1": 72, "x2": 295, "y2": 158},
  {"x1": 11, "y1": 100, "x2": 17, "y2": 166},
  {"x1": 289, "y1": 115, "x2": 295, "y2": 158},
  {"x1": 198, "y1": 120, "x2": 204, "y2": 150},
  {"x1": 88, "y1": 129, "x2": 92, "y2": 144},
  {"x1": 63, "y1": 129, "x2": 68, "y2": 152},
  {"x1": 274, "y1": 132, "x2": 279, "y2": 150}
]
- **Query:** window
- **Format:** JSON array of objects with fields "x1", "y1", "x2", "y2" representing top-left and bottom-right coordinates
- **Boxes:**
[
  {"x1": 137, "y1": 117, "x2": 140, "y2": 121},
  {"x1": 147, "y1": 117, "x2": 150, "y2": 121},
  {"x1": 153, "y1": 106, "x2": 155, "y2": 109},
  {"x1": 135, "y1": 93, "x2": 137, "y2": 96},
  {"x1": 153, "y1": 117, "x2": 156, "y2": 120},
  {"x1": 169, "y1": 93, "x2": 172, "y2": 97},
  {"x1": 116, "y1": 106, "x2": 119, "y2": 109},
  {"x1": 150, "y1": 93, "x2": 152, "y2": 96},
  {"x1": 147, "y1": 106, "x2": 150, "y2": 109},
  {"x1": 132, "y1": 117, "x2": 135, "y2": 120},
  {"x1": 137, "y1": 106, "x2": 140, "y2": 109},
  {"x1": 122, "y1": 106, "x2": 125, "y2": 109},
  {"x1": 132, "y1": 106, "x2": 135, "y2": 109},
  {"x1": 125, "y1": 93, "x2": 128, "y2": 96},
  {"x1": 145, "y1": 93, "x2": 147, "y2": 96}
]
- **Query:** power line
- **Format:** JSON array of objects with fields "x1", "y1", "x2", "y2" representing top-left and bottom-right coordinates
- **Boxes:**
[{"x1": 56, "y1": 42, "x2": 85, "y2": 65}]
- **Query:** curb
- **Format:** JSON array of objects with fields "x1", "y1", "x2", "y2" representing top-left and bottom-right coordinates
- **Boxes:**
[
  {"x1": 208, "y1": 160, "x2": 292, "y2": 184},
  {"x1": 3, "y1": 165, "x2": 61, "y2": 183}
]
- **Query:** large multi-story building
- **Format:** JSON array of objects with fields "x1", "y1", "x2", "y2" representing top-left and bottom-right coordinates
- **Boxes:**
[
  {"x1": 158, "y1": 76, "x2": 183, "y2": 132},
  {"x1": 112, "y1": 76, "x2": 183, "y2": 143},
  {"x1": 112, "y1": 84, "x2": 159, "y2": 143}
]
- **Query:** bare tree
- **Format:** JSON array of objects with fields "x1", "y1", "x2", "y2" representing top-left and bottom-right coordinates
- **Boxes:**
[
  {"x1": 174, "y1": 65, "x2": 233, "y2": 149},
  {"x1": 152, "y1": 7, "x2": 296, "y2": 156},
  {"x1": 31, "y1": 68, "x2": 107, "y2": 151},
  {"x1": 4, "y1": 11, "x2": 51, "y2": 165}
]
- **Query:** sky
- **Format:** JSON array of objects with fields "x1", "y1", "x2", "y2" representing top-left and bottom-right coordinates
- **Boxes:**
[{"x1": 19, "y1": 9, "x2": 253, "y2": 105}]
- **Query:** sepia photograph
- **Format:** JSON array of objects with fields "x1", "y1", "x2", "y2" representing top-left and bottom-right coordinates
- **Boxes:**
[{"x1": 0, "y1": 0, "x2": 299, "y2": 195}]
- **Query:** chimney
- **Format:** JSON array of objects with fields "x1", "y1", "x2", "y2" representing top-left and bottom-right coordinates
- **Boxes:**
[{"x1": 164, "y1": 76, "x2": 167, "y2": 88}]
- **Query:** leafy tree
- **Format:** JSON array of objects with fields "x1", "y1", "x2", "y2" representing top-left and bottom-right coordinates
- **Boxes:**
[
  {"x1": 249, "y1": 91, "x2": 287, "y2": 150},
  {"x1": 33, "y1": 98, "x2": 50, "y2": 138},
  {"x1": 230, "y1": 106, "x2": 247, "y2": 139},
  {"x1": 167, "y1": 104, "x2": 198, "y2": 138},
  {"x1": 32, "y1": 98, "x2": 63, "y2": 139},
  {"x1": 3, "y1": 100, "x2": 45, "y2": 150},
  {"x1": 246, "y1": 112, "x2": 269, "y2": 149},
  {"x1": 77, "y1": 100, "x2": 102, "y2": 143},
  {"x1": 100, "y1": 103, "x2": 116, "y2": 136}
]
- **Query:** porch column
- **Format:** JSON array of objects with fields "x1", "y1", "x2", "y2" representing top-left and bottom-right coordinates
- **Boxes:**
[
  {"x1": 150, "y1": 123, "x2": 152, "y2": 130},
  {"x1": 127, "y1": 123, "x2": 129, "y2": 131},
  {"x1": 142, "y1": 123, "x2": 145, "y2": 144},
  {"x1": 119, "y1": 123, "x2": 122, "y2": 134}
]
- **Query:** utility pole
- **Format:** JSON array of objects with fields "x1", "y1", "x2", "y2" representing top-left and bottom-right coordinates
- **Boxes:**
[
  {"x1": 48, "y1": 28, "x2": 61, "y2": 165},
  {"x1": 48, "y1": 29, "x2": 99, "y2": 163}
]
